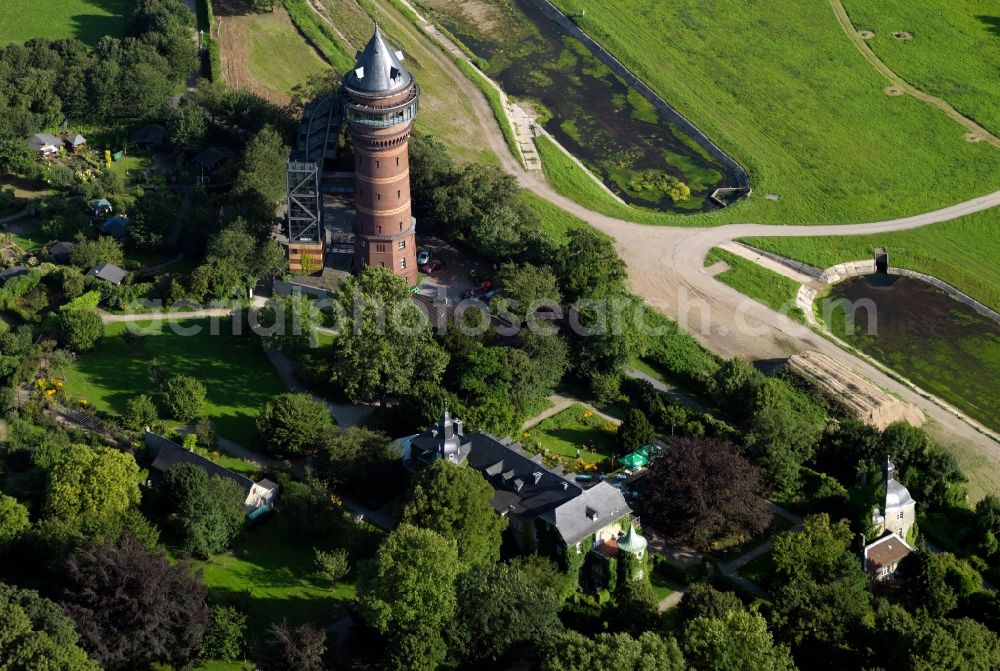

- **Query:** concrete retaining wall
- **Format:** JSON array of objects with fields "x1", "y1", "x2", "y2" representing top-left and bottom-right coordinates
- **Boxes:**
[{"x1": 532, "y1": 0, "x2": 750, "y2": 192}]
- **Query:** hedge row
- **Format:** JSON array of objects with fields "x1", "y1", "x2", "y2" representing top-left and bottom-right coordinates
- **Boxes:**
[{"x1": 283, "y1": 0, "x2": 353, "y2": 73}]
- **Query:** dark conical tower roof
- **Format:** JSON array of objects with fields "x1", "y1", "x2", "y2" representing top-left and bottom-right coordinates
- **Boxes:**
[{"x1": 345, "y1": 26, "x2": 413, "y2": 95}]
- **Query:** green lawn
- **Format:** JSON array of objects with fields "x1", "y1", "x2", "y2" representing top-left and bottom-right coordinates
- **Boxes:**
[
  {"x1": 521, "y1": 190, "x2": 587, "y2": 244},
  {"x1": 704, "y1": 248, "x2": 804, "y2": 320},
  {"x1": 550, "y1": 0, "x2": 1000, "y2": 225},
  {"x1": 843, "y1": 0, "x2": 1000, "y2": 137},
  {"x1": 649, "y1": 570, "x2": 675, "y2": 604},
  {"x1": 4, "y1": 217, "x2": 48, "y2": 252},
  {"x1": 524, "y1": 403, "x2": 618, "y2": 469},
  {"x1": 740, "y1": 208, "x2": 1000, "y2": 313},
  {"x1": 193, "y1": 513, "x2": 382, "y2": 656},
  {"x1": 738, "y1": 550, "x2": 776, "y2": 589},
  {"x1": 0, "y1": 0, "x2": 130, "y2": 46},
  {"x1": 64, "y1": 320, "x2": 288, "y2": 446}
]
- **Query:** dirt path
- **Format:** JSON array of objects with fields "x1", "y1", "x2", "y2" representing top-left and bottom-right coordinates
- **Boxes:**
[
  {"x1": 828, "y1": 0, "x2": 1000, "y2": 147},
  {"x1": 349, "y1": 1, "x2": 1000, "y2": 478}
]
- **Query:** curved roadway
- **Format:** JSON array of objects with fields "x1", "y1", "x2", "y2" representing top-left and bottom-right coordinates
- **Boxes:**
[{"x1": 380, "y1": 0, "x2": 1000, "y2": 482}]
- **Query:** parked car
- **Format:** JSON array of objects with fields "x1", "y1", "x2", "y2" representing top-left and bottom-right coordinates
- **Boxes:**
[
  {"x1": 421, "y1": 259, "x2": 446, "y2": 273},
  {"x1": 461, "y1": 280, "x2": 493, "y2": 299},
  {"x1": 416, "y1": 248, "x2": 430, "y2": 265}
]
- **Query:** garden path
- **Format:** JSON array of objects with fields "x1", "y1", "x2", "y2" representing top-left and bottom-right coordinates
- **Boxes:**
[{"x1": 521, "y1": 393, "x2": 620, "y2": 431}]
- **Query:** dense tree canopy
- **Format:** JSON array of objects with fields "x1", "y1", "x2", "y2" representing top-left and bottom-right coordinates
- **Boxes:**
[
  {"x1": 541, "y1": 630, "x2": 685, "y2": 671},
  {"x1": 359, "y1": 524, "x2": 459, "y2": 671},
  {"x1": 255, "y1": 393, "x2": 333, "y2": 457},
  {"x1": 0, "y1": 583, "x2": 99, "y2": 671},
  {"x1": 164, "y1": 463, "x2": 246, "y2": 558},
  {"x1": 402, "y1": 459, "x2": 507, "y2": 566},
  {"x1": 61, "y1": 532, "x2": 209, "y2": 671},
  {"x1": 330, "y1": 268, "x2": 449, "y2": 404},
  {"x1": 684, "y1": 609, "x2": 797, "y2": 671},
  {"x1": 314, "y1": 427, "x2": 404, "y2": 505},
  {"x1": 638, "y1": 436, "x2": 772, "y2": 549},
  {"x1": 59, "y1": 308, "x2": 103, "y2": 353},
  {"x1": 41, "y1": 443, "x2": 140, "y2": 533}
]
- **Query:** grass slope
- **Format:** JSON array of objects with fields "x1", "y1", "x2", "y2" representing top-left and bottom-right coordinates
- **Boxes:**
[
  {"x1": 520, "y1": 190, "x2": 586, "y2": 244},
  {"x1": 704, "y1": 248, "x2": 803, "y2": 320},
  {"x1": 216, "y1": 0, "x2": 328, "y2": 101},
  {"x1": 740, "y1": 208, "x2": 1000, "y2": 312},
  {"x1": 551, "y1": 0, "x2": 1000, "y2": 224},
  {"x1": 843, "y1": 0, "x2": 1000, "y2": 136},
  {"x1": 65, "y1": 320, "x2": 287, "y2": 446},
  {"x1": 0, "y1": 0, "x2": 129, "y2": 47}
]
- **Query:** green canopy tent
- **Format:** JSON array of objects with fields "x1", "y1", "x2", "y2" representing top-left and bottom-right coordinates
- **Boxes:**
[{"x1": 619, "y1": 448, "x2": 650, "y2": 469}]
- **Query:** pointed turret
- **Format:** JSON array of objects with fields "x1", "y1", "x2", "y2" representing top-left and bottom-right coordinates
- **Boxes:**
[
  {"x1": 345, "y1": 26, "x2": 412, "y2": 95},
  {"x1": 617, "y1": 524, "x2": 648, "y2": 555}
]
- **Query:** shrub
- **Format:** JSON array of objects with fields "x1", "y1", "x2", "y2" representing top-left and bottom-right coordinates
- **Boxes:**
[
  {"x1": 123, "y1": 394, "x2": 158, "y2": 430},
  {"x1": 59, "y1": 309, "x2": 103, "y2": 353},
  {"x1": 590, "y1": 370, "x2": 624, "y2": 405},
  {"x1": 314, "y1": 548, "x2": 350, "y2": 587},
  {"x1": 200, "y1": 605, "x2": 247, "y2": 661},
  {"x1": 162, "y1": 375, "x2": 207, "y2": 423},
  {"x1": 255, "y1": 393, "x2": 333, "y2": 457}
]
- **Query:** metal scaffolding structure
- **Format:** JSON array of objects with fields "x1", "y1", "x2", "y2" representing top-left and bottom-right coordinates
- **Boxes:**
[
  {"x1": 286, "y1": 92, "x2": 344, "y2": 244},
  {"x1": 286, "y1": 160, "x2": 322, "y2": 243}
]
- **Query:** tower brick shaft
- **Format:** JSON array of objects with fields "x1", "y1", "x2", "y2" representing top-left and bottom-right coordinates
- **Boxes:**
[{"x1": 343, "y1": 28, "x2": 420, "y2": 285}]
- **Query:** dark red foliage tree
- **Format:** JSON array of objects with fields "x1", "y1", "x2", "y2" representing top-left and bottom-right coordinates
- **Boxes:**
[
  {"x1": 60, "y1": 531, "x2": 209, "y2": 671},
  {"x1": 638, "y1": 437, "x2": 772, "y2": 550},
  {"x1": 258, "y1": 620, "x2": 328, "y2": 671}
]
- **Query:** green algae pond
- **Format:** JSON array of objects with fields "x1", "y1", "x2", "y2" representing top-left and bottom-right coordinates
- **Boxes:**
[
  {"x1": 820, "y1": 274, "x2": 1000, "y2": 433},
  {"x1": 415, "y1": 0, "x2": 739, "y2": 212}
]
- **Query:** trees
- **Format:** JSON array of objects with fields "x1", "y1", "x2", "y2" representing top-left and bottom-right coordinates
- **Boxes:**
[
  {"x1": 493, "y1": 262, "x2": 562, "y2": 323},
  {"x1": 314, "y1": 548, "x2": 350, "y2": 587},
  {"x1": 313, "y1": 427, "x2": 404, "y2": 504},
  {"x1": 61, "y1": 532, "x2": 209, "y2": 671},
  {"x1": 127, "y1": 189, "x2": 181, "y2": 251},
  {"x1": 258, "y1": 620, "x2": 327, "y2": 671},
  {"x1": 618, "y1": 408, "x2": 655, "y2": 453},
  {"x1": 540, "y1": 630, "x2": 685, "y2": 671},
  {"x1": 70, "y1": 236, "x2": 123, "y2": 269},
  {"x1": 164, "y1": 464, "x2": 246, "y2": 558},
  {"x1": 330, "y1": 267, "x2": 449, "y2": 404},
  {"x1": 638, "y1": 437, "x2": 772, "y2": 549},
  {"x1": 167, "y1": 100, "x2": 208, "y2": 150},
  {"x1": 556, "y1": 227, "x2": 628, "y2": 301},
  {"x1": 401, "y1": 459, "x2": 507, "y2": 566},
  {"x1": 771, "y1": 514, "x2": 853, "y2": 583},
  {"x1": 255, "y1": 393, "x2": 333, "y2": 457},
  {"x1": 122, "y1": 393, "x2": 158, "y2": 430},
  {"x1": 900, "y1": 545, "x2": 958, "y2": 618},
  {"x1": 684, "y1": 609, "x2": 796, "y2": 671},
  {"x1": 448, "y1": 560, "x2": 565, "y2": 665},
  {"x1": 161, "y1": 374, "x2": 206, "y2": 422},
  {"x1": 676, "y1": 583, "x2": 744, "y2": 625},
  {"x1": 59, "y1": 308, "x2": 103, "y2": 352},
  {"x1": 200, "y1": 605, "x2": 247, "y2": 662},
  {"x1": 873, "y1": 602, "x2": 1000, "y2": 671},
  {"x1": 0, "y1": 493, "x2": 31, "y2": 550},
  {"x1": 42, "y1": 443, "x2": 141, "y2": 533},
  {"x1": 359, "y1": 524, "x2": 459, "y2": 671},
  {"x1": 0, "y1": 583, "x2": 100, "y2": 671}
]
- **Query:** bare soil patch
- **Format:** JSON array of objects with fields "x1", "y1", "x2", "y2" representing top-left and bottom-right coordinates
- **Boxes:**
[
  {"x1": 965, "y1": 132, "x2": 984, "y2": 143},
  {"x1": 858, "y1": 30, "x2": 875, "y2": 40},
  {"x1": 892, "y1": 31, "x2": 913, "y2": 40},
  {"x1": 884, "y1": 86, "x2": 904, "y2": 96}
]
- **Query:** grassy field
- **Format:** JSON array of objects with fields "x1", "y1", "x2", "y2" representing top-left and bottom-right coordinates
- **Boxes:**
[
  {"x1": 524, "y1": 403, "x2": 618, "y2": 468},
  {"x1": 65, "y1": 320, "x2": 287, "y2": 446},
  {"x1": 0, "y1": 0, "x2": 130, "y2": 46},
  {"x1": 551, "y1": 0, "x2": 1000, "y2": 225},
  {"x1": 843, "y1": 0, "x2": 1000, "y2": 136},
  {"x1": 704, "y1": 248, "x2": 804, "y2": 320},
  {"x1": 215, "y1": 0, "x2": 329, "y2": 103},
  {"x1": 193, "y1": 513, "x2": 382, "y2": 655},
  {"x1": 740, "y1": 208, "x2": 1000, "y2": 312}
]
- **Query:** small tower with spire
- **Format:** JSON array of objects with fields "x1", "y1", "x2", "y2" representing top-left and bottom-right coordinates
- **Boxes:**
[
  {"x1": 342, "y1": 25, "x2": 420, "y2": 284},
  {"x1": 872, "y1": 455, "x2": 917, "y2": 541}
]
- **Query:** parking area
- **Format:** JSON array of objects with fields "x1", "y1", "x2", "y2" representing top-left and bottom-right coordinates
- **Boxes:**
[{"x1": 414, "y1": 236, "x2": 492, "y2": 302}]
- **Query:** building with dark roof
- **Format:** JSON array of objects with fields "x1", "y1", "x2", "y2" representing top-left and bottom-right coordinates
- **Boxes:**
[
  {"x1": 406, "y1": 412, "x2": 640, "y2": 588},
  {"x1": 68, "y1": 134, "x2": 87, "y2": 153},
  {"x1": 86, "y1": 263, "x2": 128, "y2": 286},
  {"x1": 145, "y1": 431, "x2": 279, "y2": 517},
  {"x1": 193, "y1": 146, "x2": 236, "y2": 173},
  {"x1": 0, "y1": 266, "x2": 28, "y2": 283},
  {"x1": 100, "y1": 216, "x2": 128, "y2": 239},
  {"x1": 27, "y1": 133, "x2": 63, "y2": 156},
  {"x1": 129, "y1": 124, "x2": 167, "y2": 149}
]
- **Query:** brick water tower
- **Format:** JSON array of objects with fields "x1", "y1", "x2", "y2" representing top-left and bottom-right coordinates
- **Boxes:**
[{"x1": 343, "y1": 27, "x2": 419, "y2": 285}]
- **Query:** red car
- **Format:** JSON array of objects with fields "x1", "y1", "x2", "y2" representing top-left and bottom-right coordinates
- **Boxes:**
[
  {"x1": 421, "y1": 259, "x2": 446, "y2": 273},
  {"x1": 461, "y1": 280, "x2": 492, "y2": 299}
]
